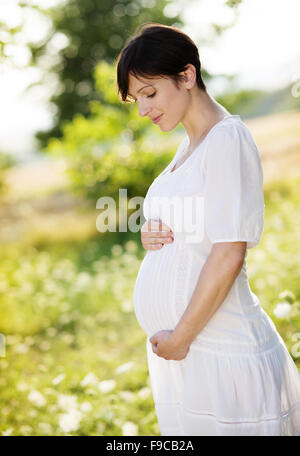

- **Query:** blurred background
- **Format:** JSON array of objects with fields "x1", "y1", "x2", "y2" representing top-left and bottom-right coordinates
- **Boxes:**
[{"x1": 0, "y1": 0, "x2": 299, "y2": 436}]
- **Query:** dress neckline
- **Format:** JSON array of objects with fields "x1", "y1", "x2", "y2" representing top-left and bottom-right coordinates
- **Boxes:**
[{"x1": 160, "y1": 114, "x2": 241, "y2": 178}]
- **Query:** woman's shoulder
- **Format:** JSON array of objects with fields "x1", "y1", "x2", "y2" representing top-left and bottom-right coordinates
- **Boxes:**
[
  {"x1": 204, "y1": 114, "x2": 259, "y2": 155},
  {"x1": 200, "y1": 114, "x2": 262, "y2": 177},
  {"x1": 209, "y1": 114, "x2": 246, "y2": 137}
]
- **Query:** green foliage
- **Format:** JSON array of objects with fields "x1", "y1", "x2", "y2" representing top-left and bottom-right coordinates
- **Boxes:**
[
  {"x1": 217, "y1": 84, "x2": 300, "y2": 119},
  {"x1": 44, "y1": 61, "x2": 179, "y2": 206},
  {"x1": 29, "y1": 0, "x2": 184, "y2": 148},
  {"x1": 217, "y1": 89, "x2": 265, "y2": 117}
]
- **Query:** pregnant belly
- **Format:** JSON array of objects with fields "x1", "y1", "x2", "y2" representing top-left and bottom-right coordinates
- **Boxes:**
[
  {"x1": 133, "y1": 243, "x2": 183, "y2": 337},
  {"x1": 133, "y1": 243, "x2": 281, "y2": 352},
  {"x1": 133, "y1": 242, "x2": 201, "y2": 338}
]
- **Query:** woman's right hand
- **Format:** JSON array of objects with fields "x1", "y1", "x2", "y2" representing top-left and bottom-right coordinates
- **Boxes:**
[{"x1": 141, "y1": 219, "x2": 174, "y2": 251}]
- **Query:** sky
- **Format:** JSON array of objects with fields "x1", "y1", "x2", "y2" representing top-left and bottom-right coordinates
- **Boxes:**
[
  {"x1": 180, "y1": 0, "x2": 300, "y2": 91},
  {"x1": 0, "y1": 0, "x2": 299, "y2": 162}
]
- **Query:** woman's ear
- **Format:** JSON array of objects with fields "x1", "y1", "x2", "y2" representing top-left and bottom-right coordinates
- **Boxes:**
[{"x1": 182, "y1": 63, "x2": 197, "y2": 89}]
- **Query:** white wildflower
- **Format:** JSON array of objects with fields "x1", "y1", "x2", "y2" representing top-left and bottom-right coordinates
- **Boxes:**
[
  {"x1": 111, "y1": 245, "x2": 123, "y2": 256},
  {"x1": 119, "y1": 390, "x2": 135, "y2": 402},
  {"x1": 59, "y1": 409, "x2": 83, "y2": 433},
  {"x1": 98, "y1": 379, "x2": 116, "y2": 393},
  {"x1": 20, "y1": 425, "x2": 32, "y2": 435},
  {"x1": 137, "y1": 387, "x2": 151, "y2": 400},
  {"x1": 15, "y1": 343, "x2": 29, "y2": 354},
  {"x1": 124, "y1": 240, "x2": 138, "y2": 252},
  {"x1": 80, "y1": 401, "x2": 93, "y2": 412},
  {"x1": 28, "y1": 390, "x2": 46, "y2": 407},
  {"x1": 121, "y1": 299, "x2": 133, "y2": 312},
  {"x1": 273, "y1": 301, "x2": 291, "y2": 319},
  {"x1": 17, "y1": 381, "x2": 29, "y2": 391},
  {"x1": 115, "y1": 361, "x2": 134, "y2": 375},
  {"x1": 57, "y1": 393, "x2": 78, "y2": 411},
  {"x1": 122, "y1": 421, "x2": 138, "y2": 436},
  {"x1": 2, "y1": 428, "x2": 14, "y2": 436},
  {"x1": 279, "y1": 290, "x2": 295, "y2": 302},
  {"x1": 38, "y1": 422, "x2": 53, "y2": 434},
  {"x1": 61, "y1": 333, "x2": 74, "y2": 344},
  {"x1": 80, "y1": 372, "x2": 99, "y2": 387},
  {"x1": 76, "y1": 272, "x2": 91, "y2": 288},
  {"x1": 52, "y1": 373, "x2": 66, "y2": 385}
]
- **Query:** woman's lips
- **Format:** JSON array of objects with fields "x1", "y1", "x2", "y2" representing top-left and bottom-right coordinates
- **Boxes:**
[{"x1": 152, "y1": 114, "x2": 163, "y2": 124}]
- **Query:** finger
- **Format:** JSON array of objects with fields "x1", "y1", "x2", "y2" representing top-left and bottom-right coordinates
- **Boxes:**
[
  {"x1": 148, "y1": 220, "x2": 165, "y2": 231},
  {"x1": 147, "y1": 232, "x2": 174, "y2": 239},
  {"x1": 142, "y1": 238, "x2": 170, "y2": 248},
  {"x1": 141, "y1": 220, "x2": 162, "y2": 232},
  {"x1": 147, "y1": 243, "x2": 163, "y2": 250},
  {"x1": 142, "y1": 230, "x2": 172, "y2": 238},
  {"x1": 146, "y1": 220, "x2": 173, "y2": 233},
  {"x1": 152, "y1": 344, "x2": 158, "y2": 354},
  {"x1": 146, "y1": 236, "x2": 174, "y2": 244},
  {"x1": 142, "y1": 233, "x2": 174, "y2": 243}
]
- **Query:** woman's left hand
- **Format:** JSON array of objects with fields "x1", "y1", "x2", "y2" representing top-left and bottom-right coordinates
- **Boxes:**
[{"x1": 150, "y1": 330, "x2": 190, "y2": 361}]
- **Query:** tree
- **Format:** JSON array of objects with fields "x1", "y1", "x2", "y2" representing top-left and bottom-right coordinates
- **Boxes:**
[{"x1": 28, "y1": 0, "x2": 184, "y2": 149}]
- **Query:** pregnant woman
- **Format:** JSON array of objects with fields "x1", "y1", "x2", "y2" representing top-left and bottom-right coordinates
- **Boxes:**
[{"x1": 116, "y1": 23, "x2": 300, "y2": 436}]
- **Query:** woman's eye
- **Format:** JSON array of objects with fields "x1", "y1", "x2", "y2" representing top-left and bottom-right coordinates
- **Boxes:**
[{"x1": 132, "y1": 93, "x2": 155, "y2": 103}]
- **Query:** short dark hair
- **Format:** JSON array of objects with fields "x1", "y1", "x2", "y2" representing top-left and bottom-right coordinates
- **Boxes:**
[{"x1": 116, "y1": 22, "x2": 207, "y2": 103}]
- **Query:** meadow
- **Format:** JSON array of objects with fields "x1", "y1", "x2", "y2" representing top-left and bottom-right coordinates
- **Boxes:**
[{"x1": 0, "y1": 111, "x2": 299, "y2": 436}]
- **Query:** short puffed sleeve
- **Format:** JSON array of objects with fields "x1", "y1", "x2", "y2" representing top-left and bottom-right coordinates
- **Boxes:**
[{"x1": 202, "y1": 121, "x2": 265, "y2": 249}]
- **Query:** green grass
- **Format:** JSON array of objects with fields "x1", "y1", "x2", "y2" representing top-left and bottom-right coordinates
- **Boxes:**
[{"x1": 0, "y1": 177, "x2": 299, "y2": 436}]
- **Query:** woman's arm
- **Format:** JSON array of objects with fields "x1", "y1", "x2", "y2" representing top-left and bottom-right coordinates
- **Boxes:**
[{"x1": 171, "y1": 241, "x2": 247, "y2": 349}]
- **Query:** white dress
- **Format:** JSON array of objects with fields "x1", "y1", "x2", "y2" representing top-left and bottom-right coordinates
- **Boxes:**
[{"x1": 133, "y1": 115, "x2": 300, "y2": 436}]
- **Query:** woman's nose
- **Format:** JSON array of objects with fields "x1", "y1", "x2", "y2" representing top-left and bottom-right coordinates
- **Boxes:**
[{"x1": 138, "y1": 100, "x2": 151, "y2": 117}]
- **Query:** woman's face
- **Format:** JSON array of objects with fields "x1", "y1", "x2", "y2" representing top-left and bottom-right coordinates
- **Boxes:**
[{"x1": 127, "y1": 72, "x2": 190, "y2": 132}]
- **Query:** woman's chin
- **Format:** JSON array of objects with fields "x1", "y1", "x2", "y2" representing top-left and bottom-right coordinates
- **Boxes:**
[{"x1": 159, "y1": 122, "x2": 176, "y2": 132}]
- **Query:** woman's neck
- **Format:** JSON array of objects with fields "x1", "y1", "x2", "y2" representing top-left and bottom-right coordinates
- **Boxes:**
[{"x1": 181, "y1": 89, "x2": 230, "y2": 153}]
